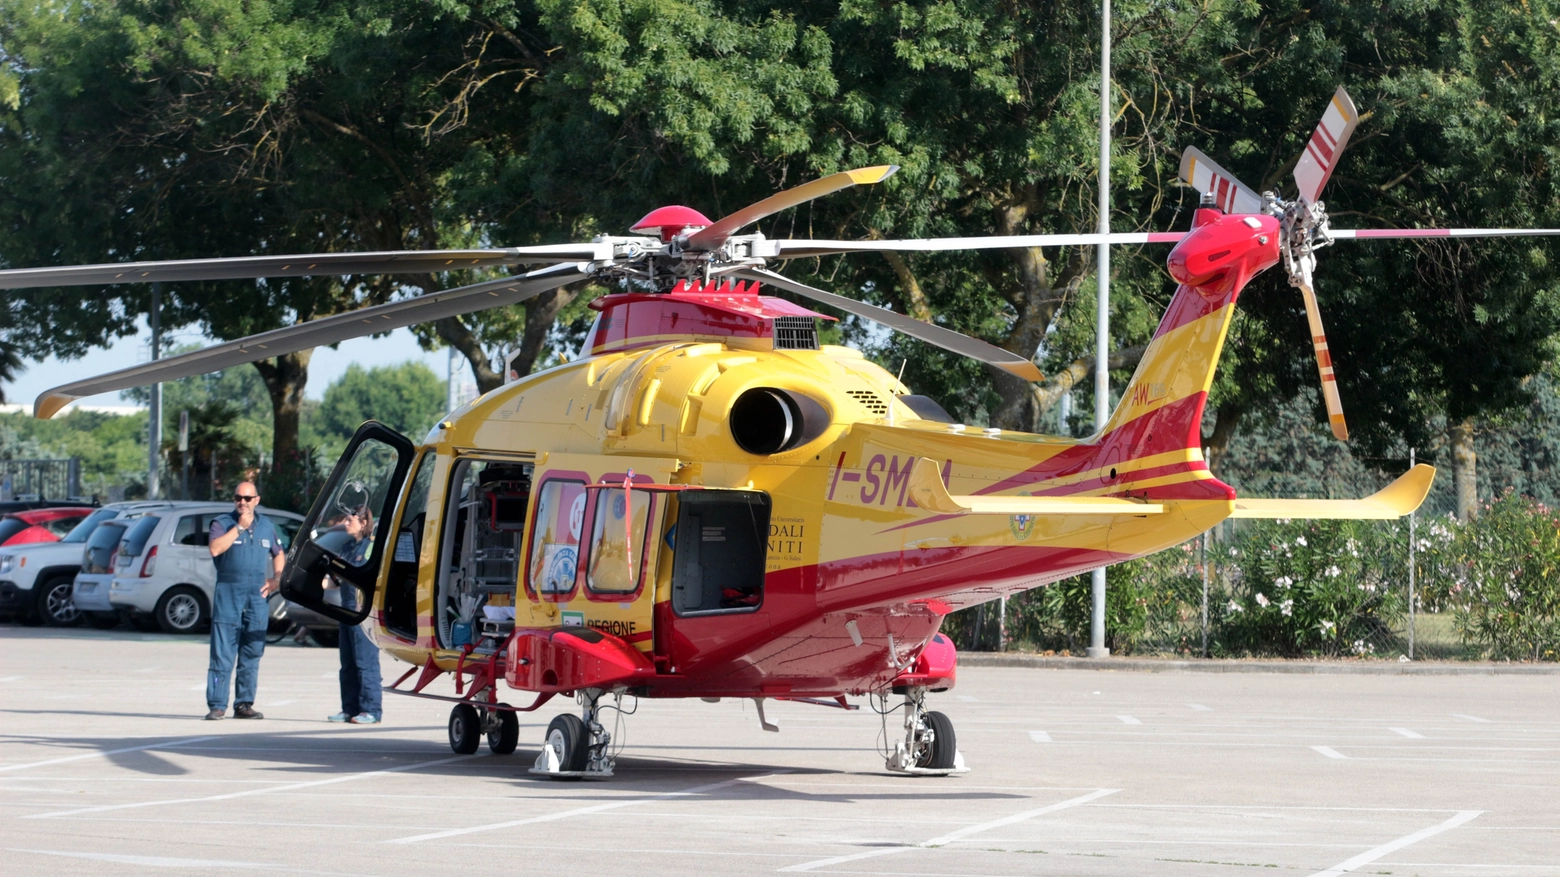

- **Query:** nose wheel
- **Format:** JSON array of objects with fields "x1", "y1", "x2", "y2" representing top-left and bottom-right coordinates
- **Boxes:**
[
  {"x1": 885, "y1": 686, "x2": 967, "y2": 775},
  {"x1": 531, "y1": 689, "x2": 617, "y2": 778}
]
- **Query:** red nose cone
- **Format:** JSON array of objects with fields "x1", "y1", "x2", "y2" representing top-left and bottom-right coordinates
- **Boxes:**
[{"x1": 630, "y1": 205, "x2": 714, "y2": 242}]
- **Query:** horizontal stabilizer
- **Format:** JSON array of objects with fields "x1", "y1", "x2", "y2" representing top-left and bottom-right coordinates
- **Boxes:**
[
  {"x1": 1229, "y1": 465, "x2": 1436, "y2": 520},
  {"x1": 909, "y1": 458, "x2": 1162, "y2": 516}
]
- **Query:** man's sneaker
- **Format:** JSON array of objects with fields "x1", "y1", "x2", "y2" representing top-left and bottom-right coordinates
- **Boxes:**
[
  {"x1": 233, "y1": 703, "x2": 264, "y2": 720},
  {"x1": 327, "y1": 712, "x2": 350, "y2": 723},
  {"x1": 350, "y1": 714, "x2": 380, "y2": 725},
  {"x1": 204, "y1": 708, "x2": 225, "y2": 721}
]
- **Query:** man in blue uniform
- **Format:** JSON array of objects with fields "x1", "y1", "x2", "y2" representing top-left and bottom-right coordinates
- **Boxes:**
[{"x1": 205, "y1": 481, "x2": 285, "y2": 720}]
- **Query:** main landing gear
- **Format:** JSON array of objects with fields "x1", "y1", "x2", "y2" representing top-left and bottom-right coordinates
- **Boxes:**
[
  {"x1": 531, "y1": 688, "x2": 619, "y2": 779},
  {"x1": 883, "y1": 686, "x2": 967, "y2": 776},
  {"x1": 447, "y1": 702, "x2": 520, "y2": 756}
]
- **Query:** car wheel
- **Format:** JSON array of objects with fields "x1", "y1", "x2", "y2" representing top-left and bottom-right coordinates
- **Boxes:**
[
  {"x1": 448, "y1": 704, "x2": 481, "y2": 755},
  {"x1": 154, "y1": 586, "x2": 209, "y2": 635},
  {"x1": 38, "y1": 576, "x2": 81, "y2": 627},
  {"x1": 87, "y1": 611, "x2": 121, "y2": 630}
]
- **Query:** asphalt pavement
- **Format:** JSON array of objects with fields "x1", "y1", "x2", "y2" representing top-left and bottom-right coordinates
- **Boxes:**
[{"x1": 2, "y1": 625, "x2": 1557, "y2": 876}]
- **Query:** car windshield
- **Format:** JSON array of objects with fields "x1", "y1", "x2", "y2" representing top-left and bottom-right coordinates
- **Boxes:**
[
  {"x1": 119, "y1": 515, "x2": 162, "y2": 557},
  {"x1": 61, "y1": 507, "x2": 118, "y2": 544},
  {"x1": 0, "y1": 517, "x2": 30, "y2": 543}
]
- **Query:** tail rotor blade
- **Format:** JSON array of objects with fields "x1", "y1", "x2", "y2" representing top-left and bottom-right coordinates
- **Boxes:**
[
  {"x1": 1297, "y1": 278, "x2": 1349, "y2": 441},
  {"x1": 685, "y1": 165, "x2": 899, "y2": 252},
  {"x1": 1294, "y1": 87, "x2": 1360, "y2": 206},
  {"x1": 1179, "y1": 147, "x2": 1264, "y2": 214}
]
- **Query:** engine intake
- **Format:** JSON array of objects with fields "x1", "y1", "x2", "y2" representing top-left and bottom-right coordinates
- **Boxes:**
[{"x1": 729, "y1": 388, "x2": 828, "y2": 455}]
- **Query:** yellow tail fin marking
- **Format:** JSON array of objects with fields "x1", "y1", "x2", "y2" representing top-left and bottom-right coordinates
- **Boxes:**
[
  {"x1": 909, "y1": 458, "x2": 1163, "y2": 516},
  {"x1": 1229, "y1": 465, "x2": 1436, "y2": 520}
]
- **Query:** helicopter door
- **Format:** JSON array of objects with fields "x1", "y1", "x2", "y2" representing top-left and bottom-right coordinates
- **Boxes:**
[
  {"x1": 280, "y1": 421, "x2": 416, "y2": 626},
  {"x1": 670, "y1": 490, "x2": 770, "y2": 615}
]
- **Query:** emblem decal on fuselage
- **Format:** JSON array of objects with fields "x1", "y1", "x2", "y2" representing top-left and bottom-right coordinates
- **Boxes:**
[{"x1": 1009, "y1": 514, "x2": 1036, "y2": 541}]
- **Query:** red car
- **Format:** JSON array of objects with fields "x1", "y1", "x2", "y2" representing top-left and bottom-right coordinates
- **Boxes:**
[{"x1": 0, "y1": 507, "x2": 95, "y2": 547}]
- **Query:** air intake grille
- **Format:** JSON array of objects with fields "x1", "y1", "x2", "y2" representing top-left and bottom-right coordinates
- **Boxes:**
[
  {"x1": 771, "y1": 316, "x2": 819, "y2": 350},
  {"x1": 846, "y1": 390, "x2": 888, "y2": 415}
]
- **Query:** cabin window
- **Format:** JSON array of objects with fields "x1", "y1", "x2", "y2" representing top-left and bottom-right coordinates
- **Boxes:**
[
  {"x1": 586, "y1": 487, "x2": 652, "y2": 595},
  {"x1": 435, "y1": 459, "x2": 532, "y2": 647},
  {"x1": 527, "y1": 479, "x2": 586, "y2": 595},
  {"x1": 670, "y1": 490, "x2": 769, "y2": 615}
]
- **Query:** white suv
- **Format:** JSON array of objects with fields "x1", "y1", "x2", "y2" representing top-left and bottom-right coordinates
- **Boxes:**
[
  {"x1": 0, "y1": 501, "x2": 178, "y2": 626},
  {"x1": 84, "y1": 504, "x2": 303, "y2": 634}
]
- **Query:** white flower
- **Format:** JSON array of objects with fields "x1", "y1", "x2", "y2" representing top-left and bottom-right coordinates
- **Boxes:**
[
  {"x1": 1256, "y1": 592, "x2": 1270, "y2": 607},
  {"x1": 1275, "y1": 576, "x2": 1293, "y2": 589},
  {"x1": 1326, "y1": 565, "x2": 1341, "y2": 578},
  {"x1": 1352, "y1": 639, "x2": 1375, "y2": 655},
  {"x1": 1296, "y1": 536, "x2": 1308, "y2": 547},
  {"x1": 1228, "y1": 547, "x2": 1238, "y2": 557},
  {"x1": 1280, "y1": 599, "x2": 1293, "y2": 617},
  {"x1": 1227, "y1": 600, "x2": 1244, "y2": 614},
  {"x1": 1319, "y1": 619, "x2": 1336, "y2": 633}
]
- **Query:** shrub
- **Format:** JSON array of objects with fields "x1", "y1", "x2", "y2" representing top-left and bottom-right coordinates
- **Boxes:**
[
  {"x1": 1443, "y1": 492, "x2": 1560, "y2": 661},
  {"x1": 1220, "y1": 519, "x2": 1406, "y2": 657}
]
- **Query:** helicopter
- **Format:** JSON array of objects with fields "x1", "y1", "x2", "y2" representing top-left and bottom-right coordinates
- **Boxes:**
[{"x1": 9, "y1": 87, "x2": 1558, "y2": 778}]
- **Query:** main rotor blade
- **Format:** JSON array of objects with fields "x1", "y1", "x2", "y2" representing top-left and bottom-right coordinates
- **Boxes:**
[
  {"x1": 769, "y1": 231, "x2": 1186, "y2": 259},
  {"x1": 1179, "y1": 147, "x2": 1264, "y2": 214},
  {"x1": 1294, "y1": 87, "x2": 1360, "y2": 206},
  {"x1": 1331, "y1": 227, "x2": 1560, "y2": 240},
  {"x1": 1297, "y1": 276, "x2": 1349, "y2": 441},
  {"x1": 34, "y1": 262, "x2": 589, "y2": 419},
  {"x1": 737, "y1": 268, "x2": 1043, "y2": 383},
  {"x1": 0, "y1": 244, "x2": 603, "y2": 291},
  {"x1": 685, "y1": 165, "x2": 900, "y2": 251}
]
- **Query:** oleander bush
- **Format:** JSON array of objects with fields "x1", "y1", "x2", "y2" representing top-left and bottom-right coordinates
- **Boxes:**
[{"x1": 1428, "y1": 492, "x2": 1560, "y2": 661}]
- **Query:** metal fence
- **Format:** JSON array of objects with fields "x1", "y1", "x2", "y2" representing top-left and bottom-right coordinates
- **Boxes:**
[{"x1": 0, "y1": 458, "x2": 83, "y2": 501}]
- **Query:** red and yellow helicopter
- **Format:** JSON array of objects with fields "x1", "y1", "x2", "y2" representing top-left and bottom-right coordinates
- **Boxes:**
[{"x1": 9, "y1": 88, "x2": 1556, "y2": 777}]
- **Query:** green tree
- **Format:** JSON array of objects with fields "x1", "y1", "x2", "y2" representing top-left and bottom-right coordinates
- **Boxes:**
[{"x1": 307, "y1": 361, "x2": 444, "y2": 457}]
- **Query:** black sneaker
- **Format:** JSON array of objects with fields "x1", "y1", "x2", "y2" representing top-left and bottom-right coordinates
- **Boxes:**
[
  {"x1": 204, "y1": 708, "x2": 225, "y2": 721},
  {"x1": 233, "y1": 703, "x2": 264, "y2": 720}
]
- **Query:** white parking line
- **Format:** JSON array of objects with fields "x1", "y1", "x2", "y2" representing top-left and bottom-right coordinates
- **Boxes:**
[
  {"x1": 389, "y1": 773, "x2": 787, "y2": 844},
  {"x1": 1028, "y1": 731, "x2": 1052, "y2": 743},
  {"x1": 1390, "y1": 728, "x2": 1426, "y2": 739},
  {"x1": 1117, "y1": 715, "x2": 1142, "y2": 725},
  {"x1": 0, "y1": 737, "x2": 218, "y2": 774},
  {"x1": 1307, "y1": 810, "x2": 1483, "y2": 877},
  {"x1": 1453, "y1": 714, "x2": 1493, "y2": 723},
  {"x1": 956, "y1": 695, "x2": 979, "y2": 702},
  {"x1": 1312, "y1": 746, "x2": 1347, "y2": 759},
  {"x1": 8, "y1": 848, "x2": 382, "y2": 875},
  {"x1": 25, "y1": 754, "x2": 476, "y2": 818},
  {"x1": 776, "y1": 788, "x2": 1119, "y2": 872},
  {"x1": 1188, "y1": 703, "x2": 1212, "y2": 711},
  {"x1": 0, "y1": 675, "x2": 24, "y2": 682}
]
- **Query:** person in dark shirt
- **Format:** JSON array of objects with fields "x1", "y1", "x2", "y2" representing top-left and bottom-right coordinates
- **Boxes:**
[{"x1": 205, "y1": 481, "x2": 284, "y2": 720}]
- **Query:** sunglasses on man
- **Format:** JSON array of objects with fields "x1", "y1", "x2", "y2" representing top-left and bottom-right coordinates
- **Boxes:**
[{"x1": 234, "y1": 494, "x2": 259, "y2": 502}]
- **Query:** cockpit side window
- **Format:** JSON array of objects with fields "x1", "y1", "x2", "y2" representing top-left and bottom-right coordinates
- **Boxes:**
[
  {"x1": 586, "y1": 487, "x2": 653, "y2": 595},
  {"x1": 526, "y1": 479, "x2": 586, "y2": 596}
]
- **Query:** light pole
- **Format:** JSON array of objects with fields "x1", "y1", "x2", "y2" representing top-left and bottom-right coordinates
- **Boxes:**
[
  {"x1": 147, "y1": 282, "x2": 163, "y2": 500},
  {"x1": 1088, "y1": 0, "x2": 1112, "y2": 658}
]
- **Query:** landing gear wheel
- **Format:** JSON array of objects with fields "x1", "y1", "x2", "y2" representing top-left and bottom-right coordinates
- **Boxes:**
[
  {"x1": 38, "y1": 576, "x2": 81, "y2": 627},
  {"x1": 448, "y1": 703, "x2": 481, "y2": 755},
  {"x1": 543, "y1": 714, "x2": 588, "y2": 772},
  {"x1": 487, "y1": 706, "x2": 519, "y2": 755},
  {"x1": 155, "y1": 586, "x2": 208, "y2": 634},
  {"x1": 916, "y1": 710, "x2": 957, "y2": 770}
]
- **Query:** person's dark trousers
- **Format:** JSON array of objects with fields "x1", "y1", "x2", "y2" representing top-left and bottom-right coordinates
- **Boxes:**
[
  {"x1": 207, "y1": 581, "x2": 268, "y2": 710},
  {"x1": 337, "y1": 584, "x2": 381, "y2": 719},
  {"x1": 338, "y1": 621, "x2": 382, "y2": 719}
]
